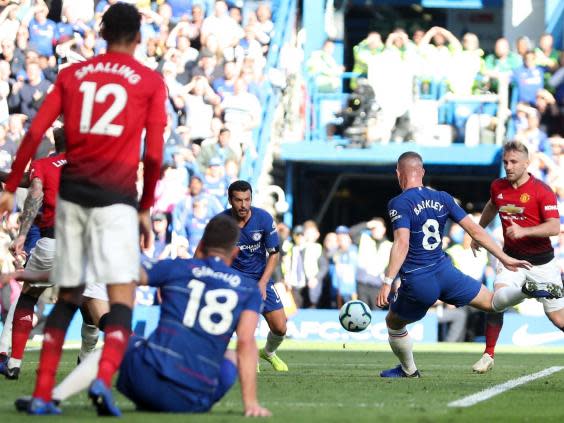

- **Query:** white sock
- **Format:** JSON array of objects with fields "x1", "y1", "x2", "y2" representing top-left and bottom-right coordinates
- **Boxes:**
[
  {"x1": 78, "y1": 323, "x2": 99, "y2": 362},
  {"x1": 388, "y1": 327, "x2": 417, "y2": 375},
  {"x1": 492, "y1": 287, "x2": 527, "y2": 312},
  {"x1": 264, "y1": 331, "x2": 284, "y2": 355},
  {"x1": 7, "y1": 357, "x2": 21, "y2": 368},
  {"x1": 0, "y1": 300, "x2": 17, "y2": 354},
  {"x1": 53, "y1": 349, "x2": 101, "y2": 401}
]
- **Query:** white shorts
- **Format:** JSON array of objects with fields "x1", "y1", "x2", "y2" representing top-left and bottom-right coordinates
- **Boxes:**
[
  {"x1": 83, "y1": 281, "x2": 109, "y2": 302},
  {"x1": 50, "y1": 198, "x2": 140, "y2": 288},
  {"x1": 495, "y1": 258, "x2": 564, "y2": 313},
  {"x1": 26, "y1": 237, "x2": 55, "y2": 287}
]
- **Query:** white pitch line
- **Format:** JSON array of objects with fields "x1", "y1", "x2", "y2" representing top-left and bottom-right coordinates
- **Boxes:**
[{"x1": 448, "y1": 366, "x2": 564, "y2": 408}]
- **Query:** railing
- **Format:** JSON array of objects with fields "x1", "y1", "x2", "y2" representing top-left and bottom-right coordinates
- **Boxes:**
[{"x1": 238, "y1": 0, "x2": 297, "y2": 186}]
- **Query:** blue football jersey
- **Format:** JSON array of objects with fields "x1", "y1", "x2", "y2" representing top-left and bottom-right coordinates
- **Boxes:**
[
  {"x1": 139, "y1": 256, "x2": 262, "y2": 395},
  {"x1": 388, "y1": 187, "x2": 467, "y2": 274},
  {"x1": 220, "y1": 207, "x2": 279, "y2": 281}
]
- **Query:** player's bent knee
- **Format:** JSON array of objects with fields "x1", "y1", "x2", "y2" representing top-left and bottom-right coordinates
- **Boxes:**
[{"x1": 385, "y1": 312, "x2": 405, "y2": 330}]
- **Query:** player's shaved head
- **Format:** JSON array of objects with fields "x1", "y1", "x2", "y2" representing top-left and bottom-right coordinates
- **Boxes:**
[
  {"x1": 201, "y1": 215, "x2": 240, "y2": 253},
  {"x1": 397, "y1": 151, "x2": 423, "y2": 170},
  {"x1": 396, "y1": 151, "x2": 425, "y2": 191}
]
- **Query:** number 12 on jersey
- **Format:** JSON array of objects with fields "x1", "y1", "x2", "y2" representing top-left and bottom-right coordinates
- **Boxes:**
[
  {"x1": 183, "y1": 279, "x2": 238, "y2": 335},
  {"x1": 79, "y1": 81, "x2": 127, "y2": 136}
]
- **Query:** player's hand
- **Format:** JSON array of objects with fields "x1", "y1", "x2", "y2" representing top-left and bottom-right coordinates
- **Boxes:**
[
  {"x1": 259, "y1": 282, "x2": 267, "y2": 300},
  {"x1": 470, "y1": 239, "x2": 481, "y2": 257},
  {"x1": 10, "y1": 234, "x2": 26, "y2": 258},
  {"x1": 0, "y1": 192, "x2": 14, "y2": 216},
  {"x1": 244, "y1": 403, "x2": 272, "y2": 417},
  {"x1": 138, "y1": 209, "x2": 153, "y2": 249},
  {"x1": 505, "y1": 221, "x2": 526, "y2": 240},
  {"x1": 377, "y1": 283, "x2": 391, "y2": 308},
  {"x1": 500, "y1": 255, "x2": 532, "y2": 271}
]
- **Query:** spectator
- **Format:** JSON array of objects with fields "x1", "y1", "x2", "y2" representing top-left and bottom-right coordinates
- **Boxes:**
[
  {"x1": 536, "y1": 89, "x2": 563, "y2": 137},
  {"x1": 351, "y1": 217, "x2": 392, "y2": 310},
  {"x1": 512, "y1": 50, "x2": 544, "y2": 106},
  {"x1": 203, "y1": 157, "x2": 228, "y2": 206},
  {"x1": 0, "y1": 62, "x2": 9, "y2": 124},
  {"x1": 306, "y1": 39, "x2": 343, "y2": 93},
  {"x1": 187, "y1": 4, "x2": 205, "y2": 51},
  {"x1": 550, "y1": 52, "x2": 564, "y2": 106},
  {"x1": 0, "y1": 124, "x2": 16, "y2": 171},
  {"x1": 482, "y1": 37, "x2": 522, "y2": 92},
  {"x1": 200, "y1": 0, "x2": 243, "y2": 51},
  {"x1": 255, "y1": 4, "x2": 274, "y2": 42},
  {"x1": 351, "y1": 32, "x2": 383, "y2": 88},
  {"x1": 8, "y1": 61, "x2": 52, "y2": 123},
  {"x1": 183, "y1": 197, "x2": 209, "y2": 256},
  {"x1": 198, "y1": 127, "x2": 239, "y2": 169},
  {"x1": 153, "y1": 163, "x2": 186, "y2": 214},
  {"x1": 184, "y1": 75, "x2": 221, "y2": 143},
  {"x1": 1, "y1": 38, "x2": 25, "y2": 79},
  {"x1": 212, "y1": 60, "x2": 239, "y2": 99},
  {"x1": 27, "y1": 4, "x2": 57, "y2": 58},
  {"x1": 418, "y1": 26, "x2": 462, "y2": 80},
  {"x1": 221, "y1": 78, "x2": 261, "y2": 155},
  {"x1": 149, "y1": 212, "x2": 172, "y2": 260},
  {"x1": 316, "y1": 231, "x2": 339, "y2": 309},
  {"x1": 302, "y1": 220, "x2": 323, "y2": 308},
  {"x1": 515, "y1": 36, "x2": 533, "y2": 59},
  {"x1": 449, "y1": 32, "x2": 483, "y2": 95},
  {"x1": 535, "y1": 33, "x2": 560, "y2": 73},
  {"x1": 332, "y1": 226, "x2": 358, "y2": 308},
  {"x1": 0, "y1": 4, "x2": 21, "y2": 43},
  {"x1": 515, "y1": 106, "x2": 549, "y2": 154},
  {"x1": 285, "y1": 225, "x2": 308, "y2": 308}
]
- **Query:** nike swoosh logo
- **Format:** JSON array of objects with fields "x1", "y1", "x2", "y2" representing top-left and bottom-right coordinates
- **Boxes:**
[{"x1": 512, "y1": 324, "x2": 564, "y2": 346}]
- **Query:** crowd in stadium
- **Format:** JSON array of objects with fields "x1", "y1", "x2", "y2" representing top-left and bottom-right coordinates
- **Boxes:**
[{"x1": 0, "y1": 0, "x2": 563, "y2": 341}]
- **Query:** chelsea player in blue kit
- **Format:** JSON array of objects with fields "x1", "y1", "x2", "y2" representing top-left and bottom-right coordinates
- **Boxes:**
[
  {"x1": 376, "y1": 152, "x2": 531, "y2": 378},
  {"x1": 220, "y1": 180, "x2": 288, "y2": 372},
  {"x1": 9, "y1": 215, "x2": 271, "y2": 417}
]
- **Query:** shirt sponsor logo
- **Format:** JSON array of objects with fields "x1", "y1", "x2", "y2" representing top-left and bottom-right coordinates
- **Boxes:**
[
  {"x1": 239, "y1": 243, "x2": 261, "y2": 253},
  {"x1": 499, "y1": 204, "x2": 524, "y2": 214},
  {"x1": 544, "y1": 205, "x2": 558, "y2": 211},
  {"x1": 520, "y1": 193, "x2": 531, "y2": 203}
]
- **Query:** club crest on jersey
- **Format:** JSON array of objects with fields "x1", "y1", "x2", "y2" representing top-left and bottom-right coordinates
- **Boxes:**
[
  {"x1": 520, "y1": 193, "x2": 530, "y2": 203},
  {"x1": 252, "y1": 232, "x2": 262, "y2": 241}
]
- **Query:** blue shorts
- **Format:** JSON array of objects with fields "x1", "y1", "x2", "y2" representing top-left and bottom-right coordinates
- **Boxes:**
[
  {"x1": 390, "y1": 258, "x2": 482, "y2": 322},
  {"x1": 263, "y1": 280, "x2": 284, "y2": 314},
  {"x1": 117, "y1": 338, "x2": 238, "y2": 413}
]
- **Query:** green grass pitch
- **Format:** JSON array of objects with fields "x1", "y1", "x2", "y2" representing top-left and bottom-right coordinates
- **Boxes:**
[{"x1": 0, "y1": 342, "x2": 563, "y2": 422}]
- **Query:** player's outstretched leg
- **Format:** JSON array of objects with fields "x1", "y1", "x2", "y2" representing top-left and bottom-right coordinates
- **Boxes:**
[
  {"x1": 2, "y1": 293, "x2": 40, "y2": 380},
  {"x1": 260, "y1": 308, "x2": 288, "y2": 372},
  {"x1": 473, "y1": 312, "x2": 503, "y2": 373}
]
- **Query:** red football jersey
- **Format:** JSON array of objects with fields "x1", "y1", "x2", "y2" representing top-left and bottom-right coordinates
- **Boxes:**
[
  {"x1": 6, "y1": 52, "x2": 167, "y2": 210},
  {"x1": 29, "y1": 153, "x2": 66, "y2": 229},
  {"x1": 490, "y1": 174, "x2": 560, "y2": 258}
]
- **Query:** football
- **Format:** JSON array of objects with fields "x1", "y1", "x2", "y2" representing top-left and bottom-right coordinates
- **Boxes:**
[{"x1": 338, "y1": 300, "x2": 372, "y2": 332}]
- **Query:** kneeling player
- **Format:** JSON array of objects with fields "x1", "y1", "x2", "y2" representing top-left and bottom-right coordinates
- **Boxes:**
[{"x1": 9, "y1": 215, "x2": 271, "y2": 417}]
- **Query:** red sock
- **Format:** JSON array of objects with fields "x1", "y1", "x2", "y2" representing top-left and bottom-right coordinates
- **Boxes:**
[
  {"x1": 97, "y1": 326, "x2": 130, "y2": 387},
  {"x1": 484, "y1": 312, "x2": 504, "y2": 358},
  {"x1": 11, "y1": 306, "x2": 34, "y2": 360},
  {"x1": 33, "y1": 328, "x2": 66, "y2": 401}
]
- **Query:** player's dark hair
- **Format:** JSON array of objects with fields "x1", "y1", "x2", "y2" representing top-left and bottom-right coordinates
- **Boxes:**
[
  {"x1": 100, "y1": 3, "x2": 141, "y2": 46},
  {"x1": 201, "y1": 215, "x2": 240, "y2": 252},
  {"x1": 503, "y1": 141, "x2": 529, "y2": 157},
  {"x1": 397, "y1": 151, "x2": 423, "y2": 166},
  {"x1": 228, "y1": 180, "x2": 252, "y2": 199},
  {"x1": 53, "y1": 127, "x2": 66, "y2": 153}
]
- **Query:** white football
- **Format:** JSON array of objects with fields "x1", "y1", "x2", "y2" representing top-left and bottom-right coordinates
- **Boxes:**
[{"x1": 339, "y1": 300, "x2": 372, "y2": 332}]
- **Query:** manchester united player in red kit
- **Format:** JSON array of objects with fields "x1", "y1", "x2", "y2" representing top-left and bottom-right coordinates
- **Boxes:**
[
  {"x1": 0, "y1": 3, "x2": 166, "y2": 416},
  {"x1": 471, "y1": 141, "x2": 564, "y2": 373}
]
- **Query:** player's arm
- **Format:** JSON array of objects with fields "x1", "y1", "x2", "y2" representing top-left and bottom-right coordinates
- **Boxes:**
[
  {"x1": 0, "y1": 269, "x2": 50, "y2": 286},
  {"x1": 377, "y1": 227, "x2": 410, "y2": 308},
  {"x1": 11, "y1": 177, "x2": 44, "y2": 257},
  {"x1": 258, "y1": 251, "x2": 278, "y2": 300},
  {"x1": 235, "y1": 309, "x2": 271, "y2": 417},
  {"x1": 0, "y1": 170, "x2": 31, "y2": 187},
  {"x1": 506, "y1": 217, "x2": 560, "y2": 240},
  {"x1": 459, "y1": 215, "x2": 531, "y2": 271},
  {"x1": 471, "y1": 199, "x2": 498, "y2": 254},
  {"x1": 0, "y1": 82, "x2": 62, "y2": 213}
]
